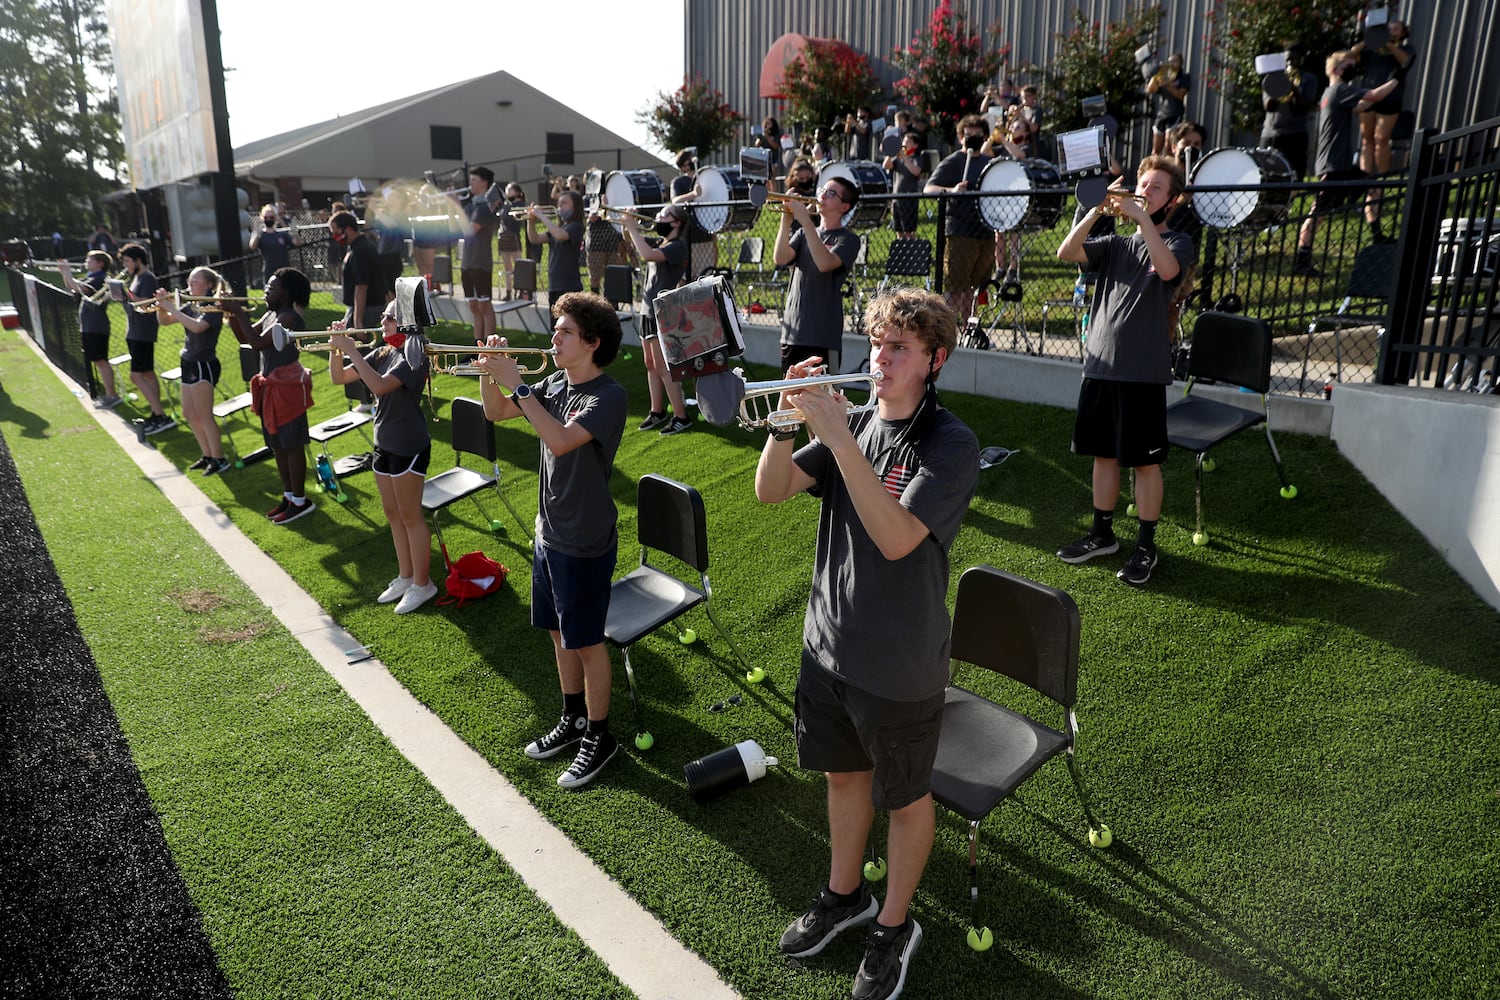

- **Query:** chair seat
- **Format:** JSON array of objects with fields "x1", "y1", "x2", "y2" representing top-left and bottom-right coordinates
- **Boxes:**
[
  {"x1": 1165, "y1": 396, "x2": 1265, "y2": 454},
  {"x1": 422, "y1": 466, "x2": 494, "y2": 512},
  {"x1": 309, "y1": 410, "x2": 372, "y2": 443},
  {"x1": 930, "y1": 686, "x2": 1070, "y2": 822},
  {"x1": 213, "y1": 391, "x2": 253, "y2": 418},
  {"x1": 109, "y1": 352, "x2": 131, "y2": 366},
  {"x1": 161, "y1": 366, "x2": 182, "y2": 381},
  {"x1": 605, "y1": 565, "x2": 704, "y2": 648}
]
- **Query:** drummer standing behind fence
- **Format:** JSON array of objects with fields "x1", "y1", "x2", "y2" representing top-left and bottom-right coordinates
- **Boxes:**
[
  {"x1": 775, "y1": 175, "x2": 861, "y2": 374},
  {"x1": 884, "y1": 132, "x2": 926, "y2": 240},
  {"x1": 670, "y1": 149, "x2": 717, "y2": 279},
  {"x1": 924, "y1": 114, "x2": 994, "y2": 319}
]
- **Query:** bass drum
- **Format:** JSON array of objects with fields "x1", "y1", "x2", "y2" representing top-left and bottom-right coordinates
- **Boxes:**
[
  {"x1": 694, "y1": 165, "x2": 759, "y2": 233},
  {"x1": 1191, "y1": 147, "x2": 1294, "y2": 229},
  {"x1": 819, "y1": 160, "x2": 890, "y2": 229},
  {"x1": 977, "y1": 158, "x2": 1064, "y2": 232}
]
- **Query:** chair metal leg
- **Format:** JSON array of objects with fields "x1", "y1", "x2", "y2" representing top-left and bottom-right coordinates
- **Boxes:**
[
  {"x1": 620, "y1": 645, "x2": 644, "y2": 734},
  {"x1": 486, "y1": 479, "x2": 532, "y2": 541},
  {"x1": 1193, "y1": 454, "x2": 1208, "y2": 538},
  {"x1": 1260, "y1": 424, "x2": 1291, "y2": 491},
  {"x1": 702, "y1": 602, "x2": 757, "y2": 680}
]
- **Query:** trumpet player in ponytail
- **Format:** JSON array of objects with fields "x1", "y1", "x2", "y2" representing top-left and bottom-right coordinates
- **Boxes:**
[
  {"x1": 155, "y1": 266, "x2": 231, "y2": 475},
  {"x1": 57, "y1": 250, "x2": 122, "y2": 408},
  {"x1": 1055, "y1": 156, "x2": 1193, "y2": 587},
  {"x1": 757, "y1": 288, "x2": 976, "y2": 1000}
]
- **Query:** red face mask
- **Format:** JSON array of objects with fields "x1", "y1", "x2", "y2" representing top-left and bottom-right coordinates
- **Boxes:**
[
  {"x1": 383, "y1": 332, "x2": 406, "y2": 349},
  {"x1": 332, "y1": 230, "x2": 348, "y2": 245}
]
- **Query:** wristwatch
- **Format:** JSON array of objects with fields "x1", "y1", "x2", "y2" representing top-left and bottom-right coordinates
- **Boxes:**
[{"x1": 511, "y1": 383, "x2": 532, "y2": 401}]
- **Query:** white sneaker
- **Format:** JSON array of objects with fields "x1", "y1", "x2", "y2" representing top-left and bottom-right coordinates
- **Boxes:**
[
  {"x1": 394, "y1": 581, "x2": 438, "y2": 614},
  {"x1": 377, "y1": 576, "x2": 413, "y2": 604}
]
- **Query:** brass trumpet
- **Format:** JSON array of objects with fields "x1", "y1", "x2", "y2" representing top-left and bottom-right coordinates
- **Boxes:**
[
  {"x1": 598, "y1": 205, "x2": 661, "y2": 227},
  {"x1": 134, "y1": 291, "x2": 265, "y2": 313},
  {"x1": 270, "y1": 326, "x2": 384, "y2": 352},
  {"x1": 424, "y1": 342, "x2": 557, "y2": 377},
  {"x1": 733, "y1": 368, "x2": 883, "y2": 432},
  {"x1": 762, "y1": 189, "x2": 819, "y2": 206},
  {"x1": 507, "y1": 206, "x2": 560, "y2": 220},
  {"x1": 1099, "y1": 190, "x2": 1150, "y2": 217}
]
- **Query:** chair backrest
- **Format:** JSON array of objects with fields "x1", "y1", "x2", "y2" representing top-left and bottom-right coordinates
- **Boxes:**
[
  {"x1": 238, "y1": 345, "x2": 258, "y2": 384},
  {"x1": 636, "y1": 473, "x2": 709, "y2": 573},
  {"x1": 1185, "y1": 311, "x2": 1273, "y2": 393},
  {"x1": 1345, "y1": 243, "x2": 1398, "y2": 302},
  {"x1": 512, "y1": 257, "x2": 537, "y2": 295},
  {"x1": 737, "y1": 237, "x2": 764, "y2": 267},
  {"x1": 449, "y1": 396, "x2": 496, "y2": 463},
  {"x1": 603, "y1": 264, "x2": 634, "y2": 306},
  {"x1": 949, "y1": 565, "x2": 1081, "y2": 708},
  {"x1": 344, "y1": 377, "x2": 373, "y2": 406},
  {"x1": 885, "y1": 238, "x2": 933, "y2": 278}
]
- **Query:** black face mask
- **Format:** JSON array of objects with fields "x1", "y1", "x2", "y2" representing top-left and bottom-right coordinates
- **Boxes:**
[
  {"x1": 1150, "y1": 204, "x2": 1171, "y2": 225},
  {"x1": 654, "y1": 221, "x2": 675, "y2": 237},
  {"x1": 963, "y1": 133, "x2": 986, "y2": 152}
]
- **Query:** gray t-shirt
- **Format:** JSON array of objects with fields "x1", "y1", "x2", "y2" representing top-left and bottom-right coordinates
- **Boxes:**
[
  {"x1": 1153, "y1": 71, "x2": 1191, "y2": 122},
  {"x1": 369, "y1": 346, "x2": 430, "y2": 455},
  {"x1": 535, "y1": 369, "x2": 627, "y2": 558},
  {"x1": 1262, "y1": 72, "x2": 1320, "y2": 139},
  {"x1": 77, "y1": 270, "x2": 110, "y2": 334},
  {"x1": 125, "y1": 270, "x2": 159, "y2": 343},
  {"x1": 179, "y1": 308, "x2": 221, "y2": 365},
  {"x1": 543, "y1": 219, "x2": 585, "y2": 295},
  {"x1": 461, "y1": 196, "x2": 498, "y2": 270},
  {"x1": 794, "y1": 403, "x2": 979, "y2": 701},
  {"x1": 780, "y1": 226, "x2": 859, "y2": 351},
  {"x1": 643, "y1": 237, "x2": 689, "y2": 320},
  {"x1": 928, "y1": 149, "x2": 993, "y2": 239},
  {"x1": 1081, "y1": 230, "x2": 1194, "y2": 384},
  {"x1": 1314, "y1": 80, "x2": 1366, "y2": 176}
]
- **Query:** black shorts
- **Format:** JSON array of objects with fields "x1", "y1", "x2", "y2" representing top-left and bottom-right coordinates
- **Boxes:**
[
  {"x1": 373, "y1": 444, "x2": 431, "y2": 477},
  {"x1": 126, "y1": 339, "x2": 156, "y2": 372},
  {"x1": 179, "y1": 358, "x2": 221, "y2": 387},
  {"x1": 1310, "y1": 168, "x2": 1370, "y2": 216},
  {"x1": 262, "y1": 411, "x2": 309, "y2": 449},
  {"x1": 461, "y1": 268, "x2": 492, "y2": 301},
  {"x1": 1154, "y1": 114, "x2": 1184, "y2": 133},
  {"x1": 780, "y1": 342, "x2": 840, "y2": 374},
  {"x1": 379, "y1": 253, "x2": 403, "y2": 292},
  {"x1": 82, "y1": 331, "x2": 111, "y2": 363},
  {"x1": 794, "y1": 651, "x2": 945, "y2": 811},
  {"x1": 531, "y1": 539, "x2": 616, "y2": 650},
  {"x1": 639, "y1": 314, "x2": 659, "y2": 341},
  {"x1": 1072, "y1": 377, "x2": 1169, "y2": 468},
  {"x1": 1367, "y1": 96, "x2": 1402, "y2": 117}
]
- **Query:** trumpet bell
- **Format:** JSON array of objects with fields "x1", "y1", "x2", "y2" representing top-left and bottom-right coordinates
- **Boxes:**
[{"x1": 713, "y1": 368, "x2": 884, "y2": 431}]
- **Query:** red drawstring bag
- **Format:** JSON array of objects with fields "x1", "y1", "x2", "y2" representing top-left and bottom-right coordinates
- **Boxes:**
[{"x1": 437, "y1": 551, "x2": 507, "y2": 607}]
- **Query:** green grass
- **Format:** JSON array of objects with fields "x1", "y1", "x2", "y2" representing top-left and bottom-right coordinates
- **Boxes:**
[
  {"x1": 0, "y1": 334, "x2": 633, "y2": 1000},
  {"x1": 6, "y1": 308, "x2": 1500, "y2": 999}
]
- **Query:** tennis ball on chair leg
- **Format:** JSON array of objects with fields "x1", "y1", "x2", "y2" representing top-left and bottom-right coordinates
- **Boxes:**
[
  {"x1": 863, "y1": 857, "x2": 887, "y2": 881},
  {"x1": 1089, "y1": 825, "x2": 1113, "y2": 848},
  {"x1": 967, "y1": 926, "x2": 994, "y2": 951},
  {"x1": 1192, "y1": 531, "x2": 1208, "y2": 547},
  {"x1": 678, "y1": 628, "x2": 697, "y2": 645},
  {"x1": 634, "y1": 731, "x2": 654, "y2": 751},
  {"x1": 745, "y1": 666, "x2": 766, "y2": 684},
  {"x1": 1126, "y1": 503, "x2": 1137, "y2": 518}
]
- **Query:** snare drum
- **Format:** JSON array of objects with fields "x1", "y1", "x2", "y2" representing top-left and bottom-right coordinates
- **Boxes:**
[
  {"x1": 977, "y1": 158, "x2": 1065, "y2": 232},
  {"x1": 819, "y1": 160, "x2": 891, "y2": 229},
  {"x1": 694, "y1": 165, "x2": 759, "y2": 233},
  {"x1": 1190, "y1": 147, "x2": 1294, "y2": 229}
]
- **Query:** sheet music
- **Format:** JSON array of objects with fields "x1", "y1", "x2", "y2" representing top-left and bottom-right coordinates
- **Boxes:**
[{"x1": 1058, "y1": 127, "x2": 1106, "y2": 175}]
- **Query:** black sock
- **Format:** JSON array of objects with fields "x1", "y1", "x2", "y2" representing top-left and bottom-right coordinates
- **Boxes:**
[
  {"x1": 1092, "y1": 507, "x2": 1116, "y2": 540},
  {"x1": 563, "y1": 691, "x2": 586, "y2": 718},
  {"x1": 827, "y1": 883, "x2": 863, "y2": 905},
  {"x1": 586, "y1": 715, "x2": 609, "y2": 737},
  {"x1": 1138, "y1": 518, "x2": 1158, "y2": 551}
]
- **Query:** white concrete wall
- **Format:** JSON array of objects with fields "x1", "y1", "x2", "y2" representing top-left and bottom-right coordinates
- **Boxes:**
[{"x1": 1331, "y1": 384, "x2": 1500, "y2": 612}]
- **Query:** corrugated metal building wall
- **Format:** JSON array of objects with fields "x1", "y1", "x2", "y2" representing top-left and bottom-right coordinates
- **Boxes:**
[{"x1": 686, "y1": 0, "x2": 1499, "y2": 158}]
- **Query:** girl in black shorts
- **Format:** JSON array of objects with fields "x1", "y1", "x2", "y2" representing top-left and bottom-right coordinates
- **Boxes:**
[
  {"x1": 328, "y1": 304, "x2": 436, "y2": 614},
  {"x1": 157, "y1": 266, "x2": 230, "y2": 475}
]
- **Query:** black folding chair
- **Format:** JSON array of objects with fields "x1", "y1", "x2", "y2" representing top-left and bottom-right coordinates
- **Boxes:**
[
  {"x1": 930, "y1": 565, "x2": 1110, "y2": 951},
  {"x1": 1167, "y1": 311, "x2": 1297, "y2": 547},
  {"x1": 1301, "y1": 243, "x2": 1396, "y2": 393},
  {"x1": 496, "y1": 257, "x2": 541, "y2": 334},
  {"x1": 603, "y1": 474, "x2": 757, "y2": 751},
  {"x1": 420, "y1": 397, "x2": 531, "y2": 565},
  {"x1": 876, "y1": 237, "x2": 933, "y2": 294}
]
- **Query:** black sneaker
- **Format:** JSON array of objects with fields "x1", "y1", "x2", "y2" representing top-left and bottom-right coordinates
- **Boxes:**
[
  {"x1": 524, "y1": 714, "x2": 587, "y2": 760},
  {"x1": 273, "y1": 499, "x2": 316, "y2": 524},
  {"x1": 1056, "y1": 533, "x2": 1120, "y2": 564},
  {"x1": 851, "y1": 918, "x2": 923, "y2": 1000},
  {"x1": 779, "y1": 884, "x2": 878, "y2": 958},
  {"x1": 188, "y1": 455, "x2": 211, "y2": 471},
  {"x1": 1117, "y1": 545, "x2": 1160, "y2": 586},
  {"x1": 659, "y1": 415, "x2": 693, "y2": 436},
  {"x1": 266, "y1": 497, "x2": 291, "y2": 520},
  {"x1": 637, "y1": 411, "x2": 669, "y2": 431},
  {"x1": 143, "y1": 413, "x2": 177, "y2": 435},
  {"x1": 202, "y1": 457, "x2": 232, "y2": 477},
  {"x1": 1292, "y1": 258, "x2": 1323, "y2": 278},
  {"x1": 557, "y1": 731, "x2": 618, "y2": 789}
]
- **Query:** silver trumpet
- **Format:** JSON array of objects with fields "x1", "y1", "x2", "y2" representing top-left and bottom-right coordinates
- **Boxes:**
[{"x1": 734, "y1": 368, "x2": 883, "y2": 431}]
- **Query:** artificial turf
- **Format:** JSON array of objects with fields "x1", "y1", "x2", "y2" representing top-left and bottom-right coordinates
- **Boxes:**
[{"x1": 4, "y1": 302, "x2": 1499, "y2": 999}]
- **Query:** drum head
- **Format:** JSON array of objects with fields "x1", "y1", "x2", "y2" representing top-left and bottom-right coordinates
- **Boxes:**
[
  {"x1": 695, "y1": 166, "x2": 732, "y2": 234},
  {"x1": 1191, "y1": 147, "x2": 1292, "y2": 229},
  {"x1": 818, "y1": 162, "x2": 860, "y2": 228},
  {"x1": 604, "y1": 170, "x2": 665, "y2": 234},
  {"x1": 978, "y1": 160, "x2": 1031, "y2": 232}
]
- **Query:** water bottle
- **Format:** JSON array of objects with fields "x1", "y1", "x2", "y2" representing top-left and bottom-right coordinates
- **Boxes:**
[
  {"x1": 316, "y1": 454, "x2": 333, "y2": 489},
  {"x1": 1072, "y1": 273, "x2": 1086, "y2": 307}
]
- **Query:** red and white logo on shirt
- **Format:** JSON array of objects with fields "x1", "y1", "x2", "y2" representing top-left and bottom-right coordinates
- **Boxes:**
[{"x1": 882, "y1": 462, "x2": 913, "y2": 497}]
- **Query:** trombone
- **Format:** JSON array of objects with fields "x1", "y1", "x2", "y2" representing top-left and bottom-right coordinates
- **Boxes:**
[
  {"x1": 733, "y1": 368, "x2": 883, "y2": 432},
  {"x1": 270, "y1": 325, "x2": 384, "y2": 352},
  {"x1": 424, "y1": 342, "x2": 556, "y2": 377}
]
